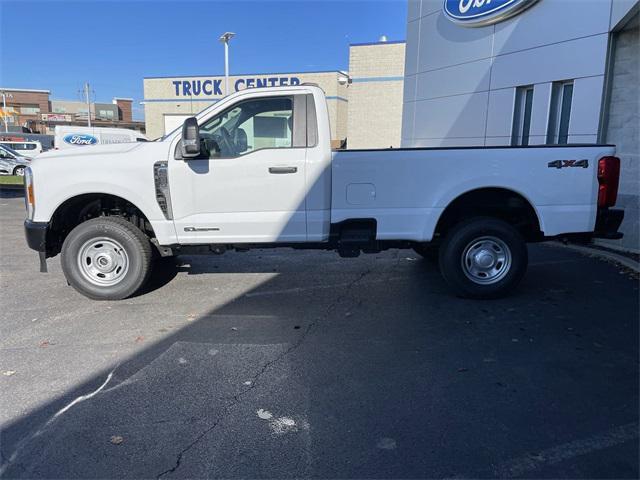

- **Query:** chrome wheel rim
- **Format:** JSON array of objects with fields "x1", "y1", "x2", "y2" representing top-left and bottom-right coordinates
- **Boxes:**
[
  {"x1": 77, "y1": 237, "x2": 129, "y2": 286},
  {"x1": 461, "y1": 236, "x2": 511, "y2": 285}
]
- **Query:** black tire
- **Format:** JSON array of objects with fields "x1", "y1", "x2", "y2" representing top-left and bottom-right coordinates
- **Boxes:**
[
  {"x1": 13, "y1": 165, "x2": 25, "y2": 176},
  {"x1": 61, "y1": 216, "x2": 153, "y2": 300},
  {"x1": 413, "y1": 244, "x2": 440, "y2": 265},
  {"x1": 438, "y1": 217, "x2": 527, "y2": 299}
]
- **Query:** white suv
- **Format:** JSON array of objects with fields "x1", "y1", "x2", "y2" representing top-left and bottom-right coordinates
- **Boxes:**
[{"x1": 0, "y1": 140, "x2": 43, "y2": 155}]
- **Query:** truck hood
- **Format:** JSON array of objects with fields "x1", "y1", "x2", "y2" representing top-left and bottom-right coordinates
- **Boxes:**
[{"x1": 37, "y1": 142, "x2": 146, "y2": 161}]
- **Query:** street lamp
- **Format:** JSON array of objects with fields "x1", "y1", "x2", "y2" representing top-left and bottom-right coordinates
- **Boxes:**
[
  {"x1": 1, "y1": 91, "x2": 14, "y2": 133},
  {"x1": 219, "y1": 32, "x2": 235, "y2": 96}
]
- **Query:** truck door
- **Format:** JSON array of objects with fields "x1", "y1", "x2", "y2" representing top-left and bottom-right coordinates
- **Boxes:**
[{"x1": 168, "y1": 93, "x2": 309, "y2": 244}]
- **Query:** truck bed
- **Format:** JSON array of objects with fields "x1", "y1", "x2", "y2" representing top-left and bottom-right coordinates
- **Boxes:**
[{"x1": 330, "y1": 144, "x2": 615, "y2": 242}]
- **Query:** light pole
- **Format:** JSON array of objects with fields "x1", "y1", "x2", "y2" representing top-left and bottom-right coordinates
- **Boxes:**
[
  {"x1": 1, "y1": 91, "x2": 14, "y2": 133},
  {"x1": 84, "y1": 82, "x2": 92, "y2": 127},
  {"x1": 218, "y1": 32, "x2": 235, "y2": 96}
]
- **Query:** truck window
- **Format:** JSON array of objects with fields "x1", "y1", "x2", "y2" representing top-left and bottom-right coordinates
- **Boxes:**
[{"x1": 199, "y1": 97, "x2": 293, "y2": 158}]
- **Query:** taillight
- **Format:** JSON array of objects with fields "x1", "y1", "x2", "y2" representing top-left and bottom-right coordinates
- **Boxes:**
[{"x1": 597, "y1": 156, "x2": 620, "y2": 208}]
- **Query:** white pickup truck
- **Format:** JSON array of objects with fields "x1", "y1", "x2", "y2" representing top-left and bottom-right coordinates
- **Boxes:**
[{"x1": 24, "y1": 85, "x2": 624, "y2": 300}]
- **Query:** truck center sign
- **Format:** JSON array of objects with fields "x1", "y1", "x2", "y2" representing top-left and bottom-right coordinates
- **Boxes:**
[{"x1": 171, "y1": 76, "x2": 301, "y2": 97}]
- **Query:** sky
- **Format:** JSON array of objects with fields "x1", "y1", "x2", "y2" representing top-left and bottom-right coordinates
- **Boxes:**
[{"x1": 0, "y1": 0, "x2": 408, "y2": 120}]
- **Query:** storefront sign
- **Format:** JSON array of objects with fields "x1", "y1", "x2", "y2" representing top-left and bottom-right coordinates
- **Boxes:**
[
  {"x1": 41, "y1": 113, "x2": 73, "y2": 122},
  {"x1": 443, "y1": 0, "x2": 540, "y2": 27},
  {"x1": 171, "y1": 76, "x2": 301, "y2": 97}
]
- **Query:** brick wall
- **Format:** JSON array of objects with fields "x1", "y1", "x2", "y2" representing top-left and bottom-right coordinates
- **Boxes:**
[
  {"x1": 114, "y1": 99, "x2": 133, "y2": 122},
  {"x1": 346, "y1": 42, "x2": 405, "y2": 149},
  {"x1": 1, "y1": 90, "x2": 50, "y2": 132}
]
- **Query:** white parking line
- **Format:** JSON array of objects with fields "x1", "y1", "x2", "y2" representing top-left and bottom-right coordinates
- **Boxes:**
[{"x1": 493, "y1": 422, "x2": 639, "y2": 478}]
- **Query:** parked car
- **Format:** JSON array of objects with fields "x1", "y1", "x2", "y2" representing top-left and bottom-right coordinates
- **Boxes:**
[
  {"x1": 24, "y1": 85, "x2": 623, "y2": 300},
  {"x1": 0, "y1": 139, "x2": 43, "y2": 155},
  {"x1": 0, "y1": 144, "x2": 31, "y2": 176},
  {"x1": 53, "y1": 126, "x2": 147, "y2": 151}
]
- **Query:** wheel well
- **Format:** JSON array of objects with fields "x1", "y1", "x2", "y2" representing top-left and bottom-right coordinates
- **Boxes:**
[
  {"x1": 434, "y1": 188, "x2": 542, "y2": 242},
  {"x1": 46, "y1": 193, "x2": 155, "y2": 257}
]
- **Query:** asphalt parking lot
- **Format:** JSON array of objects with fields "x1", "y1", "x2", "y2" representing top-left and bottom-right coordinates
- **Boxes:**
[{"x1": 1, "y1": 191, "x2": 638, "y2": 479}]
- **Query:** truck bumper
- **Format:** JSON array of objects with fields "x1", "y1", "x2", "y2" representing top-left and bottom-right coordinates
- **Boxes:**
[
  {"x1": 24, "y1": 220, "x2": 49, "y2": 272},
  {"x1": 594, "y1": 208, "x2": 624, "y2": 240}
]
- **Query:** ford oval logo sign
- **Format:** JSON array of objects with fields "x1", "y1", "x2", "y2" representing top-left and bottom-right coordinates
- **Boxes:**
[
  {"x1": 63, "y1": 134, "x2": 98, "y2": 146},
  {"x1": 444, "y1": 0, "x2": 540, "y2": 27}
]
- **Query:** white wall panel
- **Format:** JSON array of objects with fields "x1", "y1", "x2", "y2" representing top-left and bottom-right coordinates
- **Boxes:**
[
  {"x1": 490, "y1": 34, "x2": 609, "y2": 90},
  {"x1": 493, "y1": 0, "x2": 611, "y2": 56},
  {"x1": 413, "y1": 92, "x2": 488, "y2": 139},
  {"x1": 401, "y1": 101, "x2": 415, "y2": 141},
  {"x1": 403, "y1": 74, "x2": 417, "y2": 103},
  {"x1": 405, "y1": 19, "x2": 421, "y2": 76},
  {"x1": 528, "y1": 82, "x2": 552, "y2": 138},
  {"x1": 485, "y1": 88, "x2": 516, "y2": 138},
  {"x1": 402, "y1": 0, "x2": 625, "y2": 148},
  {"x1": 527, "y1": 135, "x2": 548, "y2": 146},
  {"x1": 485, "y1": 136, "x2": 512, "y2": 146},
  {"x1": 415, "y1": 58, "x2": 492, "y2": 100},
  {"x1": 407, "y1": 0, "x2": 421, "y2": 22},
  {"x1": 417, "y1": 12, "x2": 493, "y2": 73},
  {"x1": 420, "y1": 0, "x2": 444, "y2": 18},
  {"x1": 570, "y1": 75, "x2": 605, "y2": 136},
  {"x1": 568, "y1": 134, "x2": 598, "y2": 143}
]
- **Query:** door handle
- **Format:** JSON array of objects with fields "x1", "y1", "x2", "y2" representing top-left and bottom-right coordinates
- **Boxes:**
[{"x1": 269, "y1": 166, "x2": 297, "y2": 174}]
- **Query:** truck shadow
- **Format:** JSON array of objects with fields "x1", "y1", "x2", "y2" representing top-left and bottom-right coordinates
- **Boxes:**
[{"x1": 2, "y1": 245, "x2": 639, "y2": 478}]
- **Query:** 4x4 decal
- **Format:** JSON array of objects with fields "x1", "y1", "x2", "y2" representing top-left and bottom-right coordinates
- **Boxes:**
[{"x1": 548, "y1": 159, "x2": 589, "y2": 169}]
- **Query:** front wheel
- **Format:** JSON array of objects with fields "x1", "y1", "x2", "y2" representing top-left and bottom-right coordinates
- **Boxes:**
[
  {"x1": 438, "y1": 217, "x2": 527, "y2": 299},
  {"x1": 61, "y1": 217, "x2": 153, "y2": 300},
  {"x1": 13, "y1": 165, "x2": 25, "y2": 176}
]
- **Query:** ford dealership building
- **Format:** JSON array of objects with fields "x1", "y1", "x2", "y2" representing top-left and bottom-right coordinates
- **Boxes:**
[{"x1": 403, "y1": 0, "x2": 639, "y2": 250}]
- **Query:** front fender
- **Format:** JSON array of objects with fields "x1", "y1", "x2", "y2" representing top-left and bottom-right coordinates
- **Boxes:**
[{"x1": 35, "y1": 185, "x2": 178, "y2": 246}]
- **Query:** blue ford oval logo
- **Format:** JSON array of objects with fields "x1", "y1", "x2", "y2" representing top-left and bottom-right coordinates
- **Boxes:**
[
  {"x1": 444, "y1": 0, "x2": 540, "y2": 27},
  {"x1": 63, "y1": 134, "x2": 98, "y2": 146}
]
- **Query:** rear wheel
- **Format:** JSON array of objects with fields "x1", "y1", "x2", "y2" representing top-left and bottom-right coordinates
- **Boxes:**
[
  {"x1": 61, "y1": 217, "x2": 153, "y2": 300},
  {"x1": 438, "y1": 217, "x2": 527, "y2": 299},
  {"x1": 13, "y1": 165, "x2": 25, "y2": 176}
]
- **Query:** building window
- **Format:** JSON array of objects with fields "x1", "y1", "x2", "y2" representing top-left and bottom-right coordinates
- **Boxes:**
[
  {"x1": 547, "y1": 80, "x2": 574, "y2": 144},
  {"x1": 511, "y1": 86, "x2": 534, "y2": 146},
  {"x1": 20, "y1": 104, "x2": 40, "y2": 115},
  {"x1": 97, "y1": 109, "x2": 115, "y2": 120}
]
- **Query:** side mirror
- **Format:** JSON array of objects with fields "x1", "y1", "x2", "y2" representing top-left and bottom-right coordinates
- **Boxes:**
[{"x1": 180, "y1": 117, "x2": 201, "y2": 158}]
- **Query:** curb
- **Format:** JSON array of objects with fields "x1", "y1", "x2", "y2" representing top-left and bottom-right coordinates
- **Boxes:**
[{"x1": 549, "y1": 241, "x2": 640, "y2": 274}]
